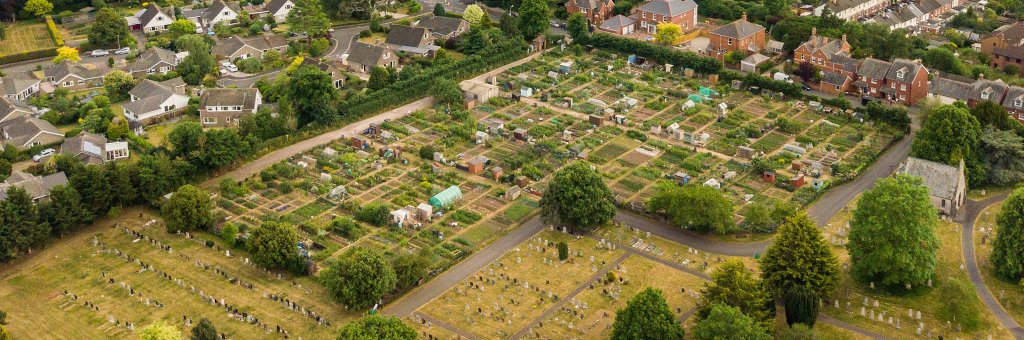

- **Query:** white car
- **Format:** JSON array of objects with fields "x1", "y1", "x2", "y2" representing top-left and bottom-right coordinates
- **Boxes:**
[
  {"x1": 90, "y1": 50, "x2": 109, "y2": 57},
  {"x1": 32, "y1": 148, "x2": 55, "y2": 162},
  {"x1": 221, "y1": 61, "x2": 234, "y2": 67},
  {"x1": 225, "y1": 64, "x2": 238, "y2": 73},
  {"x1": 114, "y1": 47, "x2": 130, "y2": 55}
]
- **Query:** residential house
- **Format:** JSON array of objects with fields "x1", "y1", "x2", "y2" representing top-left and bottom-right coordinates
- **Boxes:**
[
  {"x1": 60, "y1": 131, "x2": 130, "y2": 165},
  {"x1": 927, "y1": 75, "x2": 977, "y2": 104},
  {"x1": 634, "y1": 0, "x2": 698, "y2": 33},
  {"x1": 300, "y1": 58, "x2": 346, "y2": 89},
  {"x1": 127, "y1": 48, "x2": 182, "y2": 78},
  {"x1": 127, "y1": 3, "x2": 174, "y2": 32},
  {"x1": 820, "y1": 71, "x2": 852, "y2": 95},
  {"x1": 212, "y1": 35, "x2": 289, "y2": 60},
  {"x1": 0, "y1": 116, "x2": 63, "y2": 151},
  {"x1": 1002, "y1": 85, "x2": 1024, "y2": 122},
  {"x1": 184, "y1": 0, "x2": 240, "y2": 29},
  {"x1": 879, "y1": 58, "x2": 930, "y2": 105},
  {"x1": 385, "y1": 25, "x2": 439, "y2": 56},
  {"x1": 852, "y1": 58, "x2": 893, "y2": 100},
  {"x1": 1, "y1": 72, "x2": 41, "y2": 101},
  {"x1": 346, "y1": 42, "x2": 398, "y2": 72},
  {"x1": 707, "y1": 13, "x2": 765, "y2": 60},
  {"x1": 793, "y1": 28, "x2": 854, "y2": 76},
  {"x1": 416, "y1": 15, "x2": 470, "y2": 41},
  {"x1": 264, "y1": 0, "x2": 295, "y2": 23},
  {"x1": 44, "y1": 61, "x2": 106, "y2": 90},
  {"x1": 899, "y1": 157, "x2": 966, "y2": 216},
  {"x1": 980, "y1": 22, "x2": 1024, "y2": 72},
  {"x1": 0, "y1": 97, "x2": 32, "y2": 124},
  {"x1": 566, "y1": 0, "x2": 615, "y2": 24},
  {"x1": 122, "y1": 78, "x2": 190, "y2": 125},
  {"x1": 598, "y1": 15, "x2": 636, "y2": 35},
  {"x1": 813, "y1": 0, "x2": 888, "y2": 20},
  {"x1": 0, "y1": 171, "x2": 69, "y2": 203},
  {"x1": 864, "y1": 0, "x2": 960, "y2": 30},
  {"x1": 199, "y1": 88, "x2": 262, "y2": 127}
]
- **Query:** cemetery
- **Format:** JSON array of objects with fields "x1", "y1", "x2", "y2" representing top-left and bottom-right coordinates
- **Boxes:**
[{"x1": 972, "y1": 203, "x2": 1024, "y2": 323}]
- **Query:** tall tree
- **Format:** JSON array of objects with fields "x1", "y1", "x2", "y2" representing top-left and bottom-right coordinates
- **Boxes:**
[
  {"x1": 392, "y1": 249, "x2": 431, "y2": 290},
  {"x1": 23, "y1": 0, "x2": 52, "y2": 17},
  {"x1": 991, "y1": 187, "x2": 1024, "y2": 280},
  {"x1": 203, "y1": 128, "x2": 247, "y2": 169},
  {"x1": 428, "y1": 78, "x2": 462, "y2": 106},
  {"x1": 105, "y1": 161, "x2": 137, "y2": 207},
  {"x1": 168, "y1": 121, "x2": 206, "y2": 162},
  {"x1": 71, "y1": 165, "x2": 112, "y2": 215},
  {"x1": 979, "y1": 127, "x2": 1024, "y2": 186},
  {"x1": 783, "y1": 285, "x2": 819, "y2": 326},
  {"x1": 287, "y1": 0, "x2": 330, "y2": 42},
  {"x1": 101, "y1": 70, "x2": 135, "y2": 102},
  {"x1": 462, "y1": 4, "x2": 484, "y2": 25},
  {"x1": 288, "y1": 65, "x2": 339, "y2": 127},
  {"x1": 696, "y1": 260, "x2": 771, "y2": 326},
  {"x1": 88, "y1": 8, "x2": 132, "y2": 48},
  {"x1": 337, "y1": 315, "x2": 417, "y2": 340},
  {"x1": 248, "y1": 221, "x2": 300, "y2": 270},
  {"x1": 692, "y1": 303, "x2": 771, "y2": 340},
  {"x1": 848, "y1": 174, "x2": 939, "y2": 290},
  {"x1": 189, "y1": 318, "x2": 218, "y2": 340},
  {"x1": 648, "y1": 183, "x2": 734, "y2": 234},
  {"x1": 539, "y1": 162, "x2": 616, "y2": 231},
  {"x1": 137, "y1": 154, "x2": 189, "y2": 205},
  {"x1": 498, "y1": 11, "x2": 520, "y2": 38},
  {"x1": 175, "y1": 35, "x2": 215, "y2": 85},
  {"x1": 654, "y1": 23, "x2": 682, "y2": 45},
  {"x1": 433, "y1": 3, "x2": 445, "y2": 16},
  {"x1": 367, "y1": 66, "x2": 392, "y2": 91},
  {"x1": 161, "y1": 185, "x2": 213, "y2": 233},
  {"x1": 610, "y1": 288, "x2": 685, "y2": 340},
  {"x1": 911, "y1": 104, "x2": 982, "y2": 183},
  {"x1": 42, "y1": 185, "x2": 91, "y2": 237},
  {"x1": 0, "y1": 187, "x2": 50, "y2": 255},
  {"x1": 970, "y1": 100, "x2": 1016, "y2": 130},
  {"x1": 759, "y1": 213, "x2": 839, "y2": 299},
  {"x1": 566, "y1": 13, "x2": 588, "y2": 42},
  {"x1": 169, "y1": 19, "x2": 197, "y2": 37},
  {"x1": 517, "y1": 0, "x2": 549, "y2": 40},
  {"x1": 320, "y1": 247, "x2": 397, "y2": 309}
]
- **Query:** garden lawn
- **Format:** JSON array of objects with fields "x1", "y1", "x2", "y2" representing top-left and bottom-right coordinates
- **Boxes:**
[{"x1": 0, "y1": 22, "x2": 57, "y2": 56}]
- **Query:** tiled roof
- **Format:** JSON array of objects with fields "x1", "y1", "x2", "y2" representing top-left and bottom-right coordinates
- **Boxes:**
[
  {"x1": 200, "y1": 88, "x2": 260, "y2": 110},
  {"x1": 857, "y1": 58, "x2": 893, "y2": 80},
  {"x1": 637, "y1": 0, "x2": 697, "y2": 17},
  {"x1": 386, "y1": 25, "x2": 432, "y2": 48},
  {"x1": 599, "y1": 15, "x2": 635, "y2": 31},
  {"x1": 884, "y1": 58, "x2": 925, "y2": 83},
  {"x1": 901, "y1": 157, "x2": 962, "y2": 201},
  {"x1": 712, "y1": 18, "x2": 764, "y2": 39},
  {"x1": 347, "y1": 42, "x2": 394, "y2": 67}
]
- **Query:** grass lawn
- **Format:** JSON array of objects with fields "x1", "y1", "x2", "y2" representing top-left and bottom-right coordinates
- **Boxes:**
[
  {"x1": 594, "y1": 222, "x2": 760, "y2": 275},
  {"x1": 973, "y1": 203, "x2": 1024, "y2": 323},
  {"x1": 0, "y1": 22, "x2": 57, "y2": 56},
  {"x1": 821, "y1": 198, "x2": 1012, "y2": 339},
  {"x1": 503, "y1": 198, "x2": 537, "y2": 222},
  {"x1": 357, "y1": 32, "x2": 387, "y2": 44},
  {"x1": 143, "y1": 123, "x2": 175, "y2": 147}
]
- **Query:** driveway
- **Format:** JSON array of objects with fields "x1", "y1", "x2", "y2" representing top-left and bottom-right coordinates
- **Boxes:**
[
  {"x1": 218, "y1": 69, "x2": 283, "y2": 88},
  {"x1": 960, "y1": 195, "x2": 1024, "y2": 338}
]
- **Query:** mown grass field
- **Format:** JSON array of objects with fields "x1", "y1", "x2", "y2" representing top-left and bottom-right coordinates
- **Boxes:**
[{"x1": 0, "y1": 22, "x2": 56, "y2": 56}]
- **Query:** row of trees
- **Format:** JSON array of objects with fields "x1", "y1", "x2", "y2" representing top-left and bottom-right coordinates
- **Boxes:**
[{"x1": 912, "y1": 102, "x2": 1024, "y2": 187}]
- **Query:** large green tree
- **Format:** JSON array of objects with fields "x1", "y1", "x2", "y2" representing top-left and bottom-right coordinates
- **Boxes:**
[
  {"x1": 248, "y1": 221, "x2": 300, "y2": 270},
  {"x1": 367, "y1": 66, "x2": 392, "y2": 91},
  {"x1": 991, "y1": 186, "x2": 1024, "y2": 280},
  {"x1": 321, "y1": 248, "x2": 397, "y2": 309},
  {"x1": 970, "y1": 100, "x2": 1016, "y2": 131},
  {"x1": 783, "y1": 285, "x2": 819, "y2": 327},
  {"x1": 979, "y1": 127, "x2": 1024, "y2": 186},
  {"x1": 428, "y1": 78, "x2": 462, "y2": 107},
  {"x1": 88, "y1": 8, "x2": 132, "y2": 48},
  {"x1": 649, "y1": 183, "x2": 734, "y2": 234},
  {"x1": 337, "y1": 315, "x2": 417, "y2": 340},
  {"x1": 566, "y1": 13, "x2": 588, "y2": 42},
  {"x1": 287, "y1": 0, "x2": 331, "y2": 42},
  {"x1": 848, "y1": 174, "x2": 939, "y2": 290},
  {"x1": 42, "y1": 184, "x2": 91, "y2": 237},
  {"x1": 517, "y1": 0, "x2": 549, "y2": 40},
  {"x1": 392, "y1": 249, "x2": 431, "y2": 290},
  {"x1": 203, "y1": 128, "x2": 247, "y2": 169},
  {"x1": 696, "y1": 260, "x2": 771, "y2": 326},
  {"x1": 101, "y1": 70, "x2": 135, "y2": 102},
  {"x1": 176, "y1": 35, "x2": 216, "y2": 85},
  {"x1": 911, "y1": 104, "x2": 982, "y2": 184},
  {"x1": 539, "y1": 162, "x2": 616, "y2": 231},
  {"x1": 288, "y1": 65, "x2": 339, "y2": 127},
  {"x1": 24, "y1": 0, "x2": 53, "y2": 17},
  {"x1": 161, "y1": 185, "x2": 213, "y2": 233},
  {"x1": 168, "y1": 121, "x2": 206, "y2": 162},
  {"x1": 0, "y1": 187, "x2": 50, "y2": 257},
  {"x1": 759, "y1": 213, "x2": 839, "y2": 299},
  {"x1": 692, "y1": 303, "x2": 771, "y2": 340},
  {"x1": 610, "y1": 288, "x2": 685, "y2": 340}
]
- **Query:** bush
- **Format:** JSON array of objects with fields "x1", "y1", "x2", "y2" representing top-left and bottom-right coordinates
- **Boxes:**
[
  {"x1": 557, "y1": 241, "x2": 569, "y2": 261},
  {"x1": 45, "y1": 16, "x2": 64, "y2": 46},
  {"x1": 784, "y1": 285, "x2": 819, "y2": 326},
  {"x1": 355, "y1": 202, "x2": 391, "y2": 226}
]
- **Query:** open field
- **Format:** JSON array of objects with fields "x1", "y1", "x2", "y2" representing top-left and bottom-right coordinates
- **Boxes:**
[{"x1": 0, "y1": 22, "x2": 57, "y2": 56}]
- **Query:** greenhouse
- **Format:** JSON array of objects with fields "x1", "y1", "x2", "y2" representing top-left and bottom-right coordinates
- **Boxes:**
[{"x1": 429, "y1": 185, "x2": 463, "y2": 209}]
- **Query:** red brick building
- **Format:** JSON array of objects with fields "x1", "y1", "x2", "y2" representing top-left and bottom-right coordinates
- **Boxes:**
[
  {"x1": 854, "y1": 58, "x2": 928, "y2": 105},
  {"x1": 566, "y1": 0, "x2": 616, "y2": 24},
  {"x1": 980, "y1": 22, "x2": 1024, "y2": 73},
  {"x1": 707, "y1": 13, "x2": 766, "y2": 61},
  {"x1": 793, "y1": 28, "x2": 854, "y2": 76},
  {"x1": 633, "y1": 0, "x2": 698, "y2": 33}
]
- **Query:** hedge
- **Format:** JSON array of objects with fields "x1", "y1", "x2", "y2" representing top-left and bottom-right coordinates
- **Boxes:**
[
  {"x1": 0, "y1": 48, "x2": 59, "y2": 65},
  {"x1": 721, "y1": 70, "x2": 803, "y2": 97},
  {"x1": 45, "y1": 16, "x2": 65, "y2": 46},
  {"x1": 582, "y1": 33, "x2": 722, "y2": 74}
]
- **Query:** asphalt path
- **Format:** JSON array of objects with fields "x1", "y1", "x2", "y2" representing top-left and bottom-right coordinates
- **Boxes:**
[{"x1": 960, "y1": 194, "x2": 1024, "y2": 339}]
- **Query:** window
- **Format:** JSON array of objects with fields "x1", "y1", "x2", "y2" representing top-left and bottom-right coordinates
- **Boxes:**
[
  {"x1": 147, "y1": 68, "x2": 155, "y2": 74},
  {"x1": 835, "y1": 85, "x2": 841, "y2": 90},
  {"x1": 221, "y1": 106, "x2": 229, "y2": 111},
  {"x1": 1015, "y1": 99, "x2": 1022, "y2": 107},
  {"x1": 982, "y1": 91, "x2": 990, "y2": 100},
  {"x1": 870, "y1": 78, "x2": 877, "y2": 84},
  {"x1": 64, "y1": 81, "x2": 72, "y2": 86},
  {"x1": 234, "y1": 106, "x2": 242, "y2": 110},
  {"x1": 896, "y1": 70, "x2": 905, "y2": 78},
  {"x1": 77, "y1": 80, "x2": 85, "y2": 85},
  {"x1": 203, "y1": 116, "x2": 217, "y2": 124},
  {"x1": 642, "y1": 12, "x2": 646, "y2": 18},
  {"x1": 900, "y1": 84, "x2": 906, "y2": 91}
]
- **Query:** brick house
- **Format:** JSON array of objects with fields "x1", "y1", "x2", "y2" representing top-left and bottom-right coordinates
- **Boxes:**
[
  {"x1": 566, "y1": 0, "x2": 615, "y2": 24},
  {"x1": 852, "y1": 58, "x2": 892, "y2": 100},
  {"x1": 820, "y1": 71, "x2": 852, "y2": 96},
  {"x1": 634, "y1": 0, "x2": 698, "y2": 33},
  {"x1": 707, "y1": 13, "x2": 765, "y2": 61},
  {"x1": 880, "y1": 58, "x2": 929, "y2": 105},
  {"x1": 1001, "y1": 86, "x2": 1024, "y2": 122},
  {"x1": 793, "y1": 28, "x2": 854, "y2": 75},
  {"x1": 980, "y1": 22, "x2": 1024, "y2": 73}
]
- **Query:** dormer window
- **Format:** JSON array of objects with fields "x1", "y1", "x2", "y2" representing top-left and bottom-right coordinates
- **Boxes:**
[
  {"x1": 896, "y1": 70, "x2": 905, "y2": 78},
  {"x1": 982, "y1": 89, "x2": 991, "y2": 100},
  {"x1": 1016, "y1": 98, "x2": 1022, "y2": 107}
]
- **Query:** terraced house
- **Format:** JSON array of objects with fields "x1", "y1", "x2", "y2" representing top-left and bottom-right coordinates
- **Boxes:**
[
  {"x1": 565, "y1": 0, "x2": 615, "y2": 24},
  {"x1": 813, "y1": 0, "x2": 888, "y2": 21}
]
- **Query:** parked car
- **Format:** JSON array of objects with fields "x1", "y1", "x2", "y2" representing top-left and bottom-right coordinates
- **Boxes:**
[
  {"x1": 33, "y1": 148, "x2": 55, "y2": 162},
  {"x1": 221, "y1": 61, "x2": 233, "y2": 67},
  {"x1": 90, "y1": 50, "x2": 109, "y2": 57},
  {"x1": 226, "y1": 64, "x2": 238, "y2": 72},
  {"x1": 549, "y1": 20, "x2": 561, "y2": 28},
  {"x1": 114, "y1": 47, "x2": 130, "y2": 55}
]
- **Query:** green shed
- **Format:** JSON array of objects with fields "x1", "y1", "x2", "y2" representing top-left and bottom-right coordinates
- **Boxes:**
[{"x1": 429, "y1": 185, "x2": 463, "y2": 209}]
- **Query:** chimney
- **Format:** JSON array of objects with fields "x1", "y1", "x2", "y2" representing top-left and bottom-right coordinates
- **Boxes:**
[
  {"x1": 741, "y1": 12, "x2": 747, "y2": 21},
  {"x1": 811, "y1": 27, "x2": 817, "y2": 37},
  {"x1": 979, "y1": 73, "x2": 985, "y2": 80},
  {"x1": 841, "y1": 34, "x2": 847, "y2": 43}
]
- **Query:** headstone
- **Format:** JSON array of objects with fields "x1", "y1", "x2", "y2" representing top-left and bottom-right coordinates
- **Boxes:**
[{"x1": 860, "y1": 307, "x2": 866, "y2": 316}]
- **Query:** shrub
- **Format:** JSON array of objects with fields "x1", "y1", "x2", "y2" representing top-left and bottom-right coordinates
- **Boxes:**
[
  {"x1": 45, "y1": 16, "x2": 64, "y2": 46},
  {"x1": 784, "y1": 285, "x2": 819, "y2": 326},
  {"x1": 557, "y1": 241, "x2": 569, "y2": 261}
]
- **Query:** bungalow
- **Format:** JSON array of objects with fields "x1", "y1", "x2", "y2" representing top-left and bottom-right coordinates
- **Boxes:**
[
  {"x1": 346, "y1": 42, "x2": 398, "y2": 73},
  {"x1": 127, "y1": 48, "x2": 183, "y2": 78},
  {"x1": 0, "y1": 97, "x2": 32, "y2": 124},
  {"x1": 199, "y1": 88, "x2": 262, "y2": 127},
  {"x1": 264, "y1": 0, "x2": 295, "y2": 23},
  {"x1": 899, "y1": 157, "x2": 966, "y2": 216},
  {"x1": 212, "y1": 35, "x2": 289, "y2": 60},
  {"x1": 128, "y1": 3, "x2": 174, "y2": 32},
  {"x1": 1, "y1": 72, "x2": 41, "y2": 101},
  {"x1": 385, "y1": 25, "x2": 440, "y2": 56},
  {"x1": 183, "y1": 0, "x2": 240, "y2": 29},
  {"x1": 416, "y1": 15, "x2": 470, "y2": 41},
  {"x1": 0, "y1": 171, "x2": 69, "y2": 203},
  {"x1": 44, "y1": 61, "x2": 106, "y2": 90},
  {"x1": 60, "y1": 131, "x2": 130, "y2": 165},
  {"x1": 122, "y1": 78, "x2": 190, "y2": 125},
  {"x1": 0, "y1": 116, "x2": 63, "y2": 151}
]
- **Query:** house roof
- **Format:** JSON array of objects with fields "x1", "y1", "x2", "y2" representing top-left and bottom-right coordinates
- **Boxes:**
[
  {"x1": 568, "y1": 0, "x2": 613, "y2": 10},
  {"x1": 856, "y1": 58, "x2": 892, "y2": 80},
  {"x1": 821, "y1": 71, "x2": 850, "y2": 85},
  {"x1": 61, "y1": 131, "x2": 108, "y2": 164},
  {"x1": 265, "y1": 0, "x2": 292, "y2": 14},
  {"x1": 1002, "y1": 86, "x2": 1024, "y2": 110},
  {"x1": 711, "y1": 17, "x2": 765, "y2": 39},
  {"x1": 822, "y1": 0, "x2": 877, "y2": 14},
  {"x1": 986, "y1": 22, "x2": 1024, "y2": 45},
  {"x1": 200, "y1": 88, "x2": 260, "y2": 110},
  {"x1": 417, "y1": 15, "x2": 469, "y2": 38},
  {"x1": 1, "y1": 72, "x2": 40, "y2": 97},
  {"x1": 212, "y1": 36, "x2": 247, "y2": 56},
  {"x1": 347, "y1": 42, "x2": 394, "y2": 67},
  {"x1": 139, "y1": 3, "x2": 170, "y2": 27},
  {"x1": 128, "y1": 48, "x2": 178, "y2": 73},
  {"x1": 386, "y1": 25, "x2": 432, "y2": 48},
  {"x1": 929, "y1": 77, "x2": 974, "y2": 100},
  {"x1": 0, "y1": 97, "x2": 30, "y2": 123},
  {"x1": 885, "y1": 58, "x2": 926, "y2": 83},
  {"x1": 741, "y1": 53, "x2": 769, "y2": 65},
  {"x1": 125, "y1": 78, "x2": 184, "y2": 115},
  {"x1": 46, "y1": 61, "x2": 106, "y2": 82},
  {"x1": 0, "y1": 171, "x2": 68, "y2": 201},
  {"x1": 637, "y1": 0, "x2": 697, "y2": 17},
  {"x1": 830, "y1": 53, "x2": 859, "y2": 73},
  {"x1": 798, "y1": 31, "x2": 850, "y2": 57},
  {"x1": 599, "y1": 15, "x2": 635, "y2": 31},
  {"x1": 0, "y1": 116, "x2": 62, "y2": 148},
  {"x1": 901, "y1": 157, "x2": 962, "y2": 201},
  {"x1": 971, "y1": 78, "x2": 1009, "y2": 102},
  {"x1": 204, "y1": 0, "x2": 241, "y2": 22}
]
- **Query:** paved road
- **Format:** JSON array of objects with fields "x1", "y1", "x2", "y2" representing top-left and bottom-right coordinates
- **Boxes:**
[
  {"x1": 612, "y1": 210, "x2": 772, "y2": 256},
  {"x1": 200, "y1": 97, "x2": 433, "y2": 187},
  {"x1": 960, "y1": 194, "x2": 1024, "y2": 339},
  {"x1": 218, "y1": 69, "x2": 283, "y2": 88},
  {"x1": 384, "y1": 214, "x2": 548, "y2": 317}
]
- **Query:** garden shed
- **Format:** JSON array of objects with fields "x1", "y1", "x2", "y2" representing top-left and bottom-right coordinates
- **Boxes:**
[{"x1": 429, "y1": 185, "x2": 463, "y2": 209}]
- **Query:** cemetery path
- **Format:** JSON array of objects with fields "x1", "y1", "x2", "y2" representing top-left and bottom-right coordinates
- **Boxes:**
[
  {"x1": 413, "y1": 311, "x2": 484, "y2": 340},
  {"x1": 384, "y1": 215, "x2": 548, "y2": 317},
  {"x1": 509, "y1": 253, "x2": 630, "y2": 340},
  {"x1": 200, "y1": 97, "x2": 434, "y2": 188},
  {"x1": 586, "y1": 234, "x2": 711, "y2": 280},
  {"x1": 960, "y1": 194, "x2": 1024, "y2": 339},
  {"x1": 818, "y1": 314, "x2": 892, "y2": 339}
]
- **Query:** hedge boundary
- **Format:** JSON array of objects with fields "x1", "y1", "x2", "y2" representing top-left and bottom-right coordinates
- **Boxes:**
[{"x1": 45, "y1": 16, "x2": 65, "y2": 46}]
